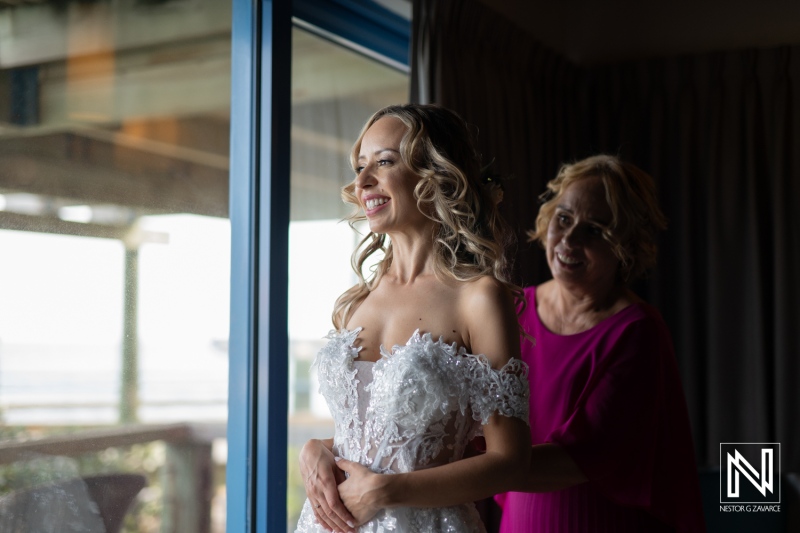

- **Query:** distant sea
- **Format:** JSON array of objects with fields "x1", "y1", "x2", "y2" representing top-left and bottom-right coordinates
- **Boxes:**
[{"x1": 0, "y1": 341, "x2": 229, "y2": 426}]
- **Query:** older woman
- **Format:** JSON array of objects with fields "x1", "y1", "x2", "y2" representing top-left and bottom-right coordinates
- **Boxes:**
[
  {"x1": 296, "y1": 104, "x2": 531, "y2": 533},
  {"x1": 496, "y1": 155, "x2": 706, "y2": 532}
]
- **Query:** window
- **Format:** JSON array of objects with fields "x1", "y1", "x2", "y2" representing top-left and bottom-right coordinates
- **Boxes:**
[
  {"x1": 227, "y1": 1, "x2": 410, "y2": 531},
  {"x1": 0, "y1": 1, "x2": 232, "y2": 531},
  {"x1": 287, "y1": 26, "x2": 408, "y2": 529}
]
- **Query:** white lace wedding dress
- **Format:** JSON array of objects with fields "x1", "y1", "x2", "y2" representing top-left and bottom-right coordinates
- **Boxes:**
[{"x1": 295, "y1": 327, "x2": 529, "y2": 533}]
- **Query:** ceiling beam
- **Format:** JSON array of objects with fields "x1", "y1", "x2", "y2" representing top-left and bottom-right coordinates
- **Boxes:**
[
  {"x1": 0, "y1": 131, "x2": 228, "y2": 217},
  {"x1": 0, "y1": 210, "x2": 168, "y2": 245},
  {"x1": 0, "y1": 0, "x2": 232, "y2": 69}
]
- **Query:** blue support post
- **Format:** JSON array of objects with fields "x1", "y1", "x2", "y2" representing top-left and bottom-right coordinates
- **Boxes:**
[{"x1": 10, "y1": 67, "x2": 39, "y2": 125}]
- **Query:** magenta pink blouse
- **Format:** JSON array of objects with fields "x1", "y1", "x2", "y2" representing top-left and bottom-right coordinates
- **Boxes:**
[{"x1": 496, "y1": 286, "x2": 706, "y2": 532}]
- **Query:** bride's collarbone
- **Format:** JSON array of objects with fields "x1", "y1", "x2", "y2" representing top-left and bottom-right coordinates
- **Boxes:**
[
  {"x1": 347, "y1": 315, "x2": 468, "y2": 362},
  {"x1": 346, "y1": 280, "x2": 468, "y2": 360}
]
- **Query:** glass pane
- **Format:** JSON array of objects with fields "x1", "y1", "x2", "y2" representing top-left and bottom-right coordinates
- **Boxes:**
[
  {"x1": 287, "y1": 28, "x2": 407, "y2": 531},
  {"x1": 0, "y1": 2, "x2": 231, "y2": 532}
]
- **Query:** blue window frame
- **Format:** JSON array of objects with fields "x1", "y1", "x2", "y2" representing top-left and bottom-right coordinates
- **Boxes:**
[
  {"x1": 293, "y1": 0, "x2": 410, "y2": 72},
  {"x1": 227, "y1": 1, "x2": 409, "y2": 531},
  {"x1": 227, "y1": 2, "x2": 292, "y2": 532}
]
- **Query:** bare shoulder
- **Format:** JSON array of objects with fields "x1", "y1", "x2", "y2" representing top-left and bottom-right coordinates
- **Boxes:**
[
  {"x1": 458, "y1": 276, "x2": 520, "y2": 366},
  {"x1": 460, "y1": 275, "x2": 512, "y2": 305}
]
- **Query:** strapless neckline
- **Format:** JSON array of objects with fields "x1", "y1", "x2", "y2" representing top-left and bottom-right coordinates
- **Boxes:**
[{"x1": 341, "y1": 326, "x2": 471, "y2": 364}]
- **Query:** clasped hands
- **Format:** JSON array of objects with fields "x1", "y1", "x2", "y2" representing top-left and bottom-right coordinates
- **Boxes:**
[{"x1": 300, "y1": 439, "x2": 387, "y2": 533}]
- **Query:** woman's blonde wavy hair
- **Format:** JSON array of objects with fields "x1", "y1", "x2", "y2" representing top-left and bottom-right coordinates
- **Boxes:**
[
  {"x1": 332, "y1": 104, "x2": 521, "y2": 329},
  {"x1": 527, "y1": 154, "x2": 668, "y2": 283}
]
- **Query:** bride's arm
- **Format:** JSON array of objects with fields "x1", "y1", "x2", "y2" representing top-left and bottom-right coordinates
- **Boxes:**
[
  {"x1": 300, "y1": 438, "x2": 357, "y2": 531},
  {"x1": 336, "y1": 277, "x2": 532, "y2": 524}
]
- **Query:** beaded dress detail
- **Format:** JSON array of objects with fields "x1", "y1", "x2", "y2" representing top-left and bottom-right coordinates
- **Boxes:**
[{"x1": 295, "y1": 328, "x2": 529, "y2": 533}]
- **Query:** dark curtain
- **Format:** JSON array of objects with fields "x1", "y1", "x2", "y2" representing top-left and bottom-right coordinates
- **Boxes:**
[
  {"x1": 587, "y1": 49, "x2": 800, "y2": 473},
  {"x1": 411, "y1": 0, "x2": 800, "y2": 478},
  {"x1": 411, "y1": 0, "x2": 588, "y2": 287}
]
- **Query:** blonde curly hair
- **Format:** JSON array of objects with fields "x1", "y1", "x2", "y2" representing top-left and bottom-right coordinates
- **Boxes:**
[
  {"x1": 333, "y1": 104, "x2": 521, "y2": 329},
  {"x1": 527, "y1": 154, "x2": 668, "y2": 283}
]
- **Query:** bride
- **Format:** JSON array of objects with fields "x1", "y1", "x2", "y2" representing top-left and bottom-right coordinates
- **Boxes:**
[{"x1": 296, "y1": 104, "x2": 531, "y2": 533}]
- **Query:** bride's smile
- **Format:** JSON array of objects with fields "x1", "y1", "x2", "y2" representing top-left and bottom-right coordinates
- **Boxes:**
[{"x1": 355, "y1": 116, "x2": 431, "y2": 237}]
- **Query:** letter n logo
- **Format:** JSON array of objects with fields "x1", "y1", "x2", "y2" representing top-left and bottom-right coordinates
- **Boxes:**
[{"x1": 720, "y1": 443, "x2": 780, "y2": 504}]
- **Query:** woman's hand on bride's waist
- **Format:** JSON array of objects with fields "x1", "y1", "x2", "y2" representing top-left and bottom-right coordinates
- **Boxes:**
[{"x1": 335, "y1": 457, "x2": 392, "y2": 526}]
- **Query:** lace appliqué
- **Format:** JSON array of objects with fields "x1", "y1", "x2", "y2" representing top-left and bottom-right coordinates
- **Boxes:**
[
  {"x1": 313, "y1": 327, "x2": 364, "y2": 462},
  {"x1": 296, "y1": 328, "x2": 530, "y2": 533}
]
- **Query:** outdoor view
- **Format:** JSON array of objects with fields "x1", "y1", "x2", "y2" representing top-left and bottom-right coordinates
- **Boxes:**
[
  {"x1": 0, "y1": 1, "x2": 233, "y2": 531},
  {"x1": 0, "y1": 1, "x2": 407, "y2": 532}
]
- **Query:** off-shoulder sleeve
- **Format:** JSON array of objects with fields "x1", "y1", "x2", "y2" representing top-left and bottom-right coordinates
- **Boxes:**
[{"x1": 468, "y1": 355, "x2": 530, "y2": 425}]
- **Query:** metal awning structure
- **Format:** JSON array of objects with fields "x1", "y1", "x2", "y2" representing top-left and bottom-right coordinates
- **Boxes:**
[{"x1": 0, "y1": 125, "x2": 229, "y2": 223}]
